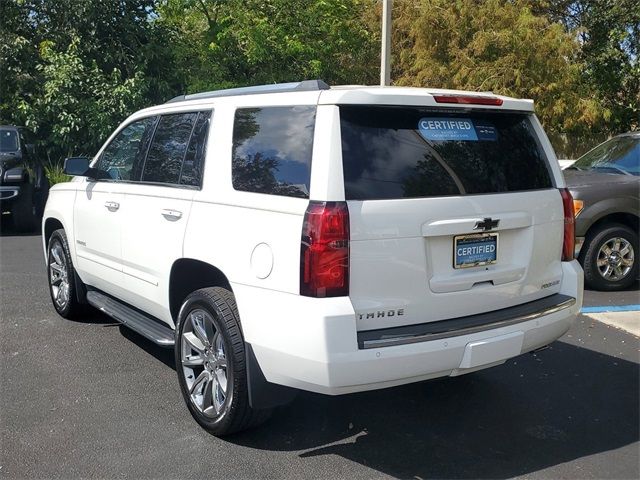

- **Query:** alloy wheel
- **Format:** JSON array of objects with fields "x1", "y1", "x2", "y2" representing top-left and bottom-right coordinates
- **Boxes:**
[
  {"x1": 596, "y1": 237, "x2": 634, "y2": 281},
  {"x1": 49, "y1": 241, "x2": 70, "y2": 309},
  {"x1": 180, "y1": 309, "x2": 229, "y2": 418}
]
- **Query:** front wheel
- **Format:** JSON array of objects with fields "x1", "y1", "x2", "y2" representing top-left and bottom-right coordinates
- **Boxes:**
[
  {"x1": 47, "y1": 229, "x2": 84, "y2": 318},
  {"x1": 175, "y1": 287, "x2": 271, "y2": 435},
  {"x1": 581, "y1": 223, "x2": 638, "y2": 291}
]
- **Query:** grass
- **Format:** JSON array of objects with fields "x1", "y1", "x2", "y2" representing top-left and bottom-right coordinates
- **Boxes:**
[{"x1": 44, "y1": 161, "x2": 71, "y2": 186}]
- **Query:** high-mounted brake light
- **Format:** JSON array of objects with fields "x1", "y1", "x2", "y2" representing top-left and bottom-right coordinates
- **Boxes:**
[
  {"x1": 300, "y1": 201, "x2": 350, "y2": 297},
  {"x1": 560, "y1": 188, "x2": 575, "y2": 261},
  {"x1": 433, "y1": 95, "x2": 503, "y2": 106}
]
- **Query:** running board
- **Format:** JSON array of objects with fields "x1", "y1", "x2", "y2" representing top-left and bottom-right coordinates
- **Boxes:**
[{"x1": 86, "y1": 291, "x2": 175, "y2": 347}]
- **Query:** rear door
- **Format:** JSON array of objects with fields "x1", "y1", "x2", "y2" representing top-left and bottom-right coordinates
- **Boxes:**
[
  {"x1": 118, "y1": 110, "x2": 211, "y2": 325},
  {"x1": 339, "y1": 105, "x2": 564, "y2": 331}
]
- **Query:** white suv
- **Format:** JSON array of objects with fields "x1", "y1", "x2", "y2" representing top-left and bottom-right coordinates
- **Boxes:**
[{"x1": 43, "y1": 80, "x2": 583, "y2": 435}]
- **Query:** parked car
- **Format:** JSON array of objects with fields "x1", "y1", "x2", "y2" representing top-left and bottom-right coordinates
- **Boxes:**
[
  {"x1": 0, "y1": 125, "x2": 49, "y2": 232},
  {"x1": 42, "y1": 81, "x2": 583, "y2": 435},
  {"x1": 564, "y1": 132, "x2": 639, "y2": 290}
]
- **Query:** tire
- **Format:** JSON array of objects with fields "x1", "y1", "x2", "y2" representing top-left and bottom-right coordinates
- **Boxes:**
[
  {"x1": 581, "y1": 223, "x2": 638, "y2": 291},
  {"x1": 47, "y1": 229, "x2": 84, "y2": 318},
  {"x1": 175, "y1": 287, "x2": 271, "y2": 436},
  {"x1": 10, "y1": 183, "x2": 38, "y2": 233}
]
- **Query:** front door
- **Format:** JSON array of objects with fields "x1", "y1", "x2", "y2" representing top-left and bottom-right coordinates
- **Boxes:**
[
  {"x1": 73, "y1": 116, "x2": 157, "y2": 298},
  {"x1": 74, "y1": 182, "x2": 124, "y2": 295}
]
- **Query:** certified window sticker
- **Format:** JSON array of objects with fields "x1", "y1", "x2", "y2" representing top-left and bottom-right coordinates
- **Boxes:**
[{"x1": 418, "y1": 118, "x2": 498, "y2": 142}]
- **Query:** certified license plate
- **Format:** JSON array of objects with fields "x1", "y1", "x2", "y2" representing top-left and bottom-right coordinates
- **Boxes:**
[{"x1": 454, "y1": 233, "x2": 498, "y2": 269}]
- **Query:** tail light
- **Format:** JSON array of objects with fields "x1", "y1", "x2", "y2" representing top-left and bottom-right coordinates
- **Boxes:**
[
  {"x1": 300, "y1": 201, "x2": 350, "y2": 297},
  {"x1": 560, "y1": 188, "x2": 575, "y2": 261}
]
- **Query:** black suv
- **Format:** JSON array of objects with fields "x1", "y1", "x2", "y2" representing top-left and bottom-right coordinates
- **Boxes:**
[{"x1": 0, "y1": 126, "x2": 49, "y2": 232}]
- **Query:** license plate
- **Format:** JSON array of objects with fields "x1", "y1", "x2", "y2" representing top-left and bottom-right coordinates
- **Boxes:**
[{"x1": 454, "y1": 233, "x2": 498, "y2": 269}]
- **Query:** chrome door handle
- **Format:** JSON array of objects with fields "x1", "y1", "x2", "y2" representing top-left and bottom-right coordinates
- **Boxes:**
[
  {"x1": 104, "y1": 201, "x2": 120, "y2": 211},
  {"x1": 161, "y1": 209, "x2": 182, "y2": 220}
]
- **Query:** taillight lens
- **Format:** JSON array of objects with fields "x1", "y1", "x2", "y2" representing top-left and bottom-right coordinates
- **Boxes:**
[
  {"x1": 560, "y1": 188, "x2": 575, "y2": 261},
  {"x1": 433, "y1": 95, "x2": 503, "y2": 106},
  {"x1": 300, "y1": 201, "x2": 350, "y2": 297},
  {"x1": 573, "y1": 199, "x2": 584, "y2": 217}
]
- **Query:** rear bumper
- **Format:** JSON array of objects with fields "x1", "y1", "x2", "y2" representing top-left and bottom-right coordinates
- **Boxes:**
[
  {"x1": 357, "y1": 293, "x2": 575, "y2": 349},
  {"x1": 234, "y1": 260, "x2": 583, "y2": 395}
]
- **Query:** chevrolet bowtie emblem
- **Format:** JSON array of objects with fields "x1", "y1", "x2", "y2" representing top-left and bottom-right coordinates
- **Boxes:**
[{"x1": 474, "y1": 217, "x2": 500, "y2": 231}]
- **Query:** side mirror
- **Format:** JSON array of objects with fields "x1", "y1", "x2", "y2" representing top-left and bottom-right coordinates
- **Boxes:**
[
  {"x1": 3, "y1": 167, "x2": 26, "y2": 183},
  {"x1": 25, "y1": 143, "x2": 36, "y2": 155},
  {"x1": 63, "y1": 157, "x2": 111, "y2": 180},
  {"x1": 63, "y1": 157, "x2": 91, "y2": 176}
]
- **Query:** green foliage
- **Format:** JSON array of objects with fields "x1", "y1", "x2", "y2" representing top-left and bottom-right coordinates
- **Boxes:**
[
  {"x1": 0, "y1": 0, "x2": 636, "y2": 162},
  {"x1": 386, "y1": 0, "x2": 608, "y2": 141},
  {"x1": 158, "y1": 0, "x2": 378, "y2": 92},
  {"x1": 533, "y1": 0, "x2": 640, "y2": 134},
  {"x1": 44, "y1": 160, "x2": 71, "y2": 186},
  {"x1": 0, "y1": 0, "x2": 179, "y2": 162},
  {"x1": 18, "y1": 37, "x2": 147, "y2": 159}
]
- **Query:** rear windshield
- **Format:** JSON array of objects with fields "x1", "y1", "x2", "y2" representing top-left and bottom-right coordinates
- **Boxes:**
[
  {"x1": 0, "y1": 130, "x2": 19, "y2": 152},
  {"x1": 340, "y1": 106, "x2": 553, "y2": 200}
]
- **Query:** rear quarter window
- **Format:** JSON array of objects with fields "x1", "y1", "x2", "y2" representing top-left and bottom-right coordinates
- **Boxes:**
[
  {"x1": 340, "y1": 106, "x2": 553, "y2": 200},
  {"x1": 232, "y1": 106, "x2": 315, "y2": 198}
]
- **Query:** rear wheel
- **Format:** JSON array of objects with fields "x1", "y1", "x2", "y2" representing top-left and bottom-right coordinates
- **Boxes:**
[
  {"x1": 581, "y1": 223, "x2": 638, "y2": 291},
  {"x1": 175, "y1": 287, "x2": 271, "y2": 435}
]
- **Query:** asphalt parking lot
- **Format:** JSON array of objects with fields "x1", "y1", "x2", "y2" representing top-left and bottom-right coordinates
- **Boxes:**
[{"x1": 1, "y1": 228, "x2": 638, "y2": 479}]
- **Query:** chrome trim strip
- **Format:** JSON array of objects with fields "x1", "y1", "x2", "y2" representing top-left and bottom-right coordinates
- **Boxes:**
[
  {"x1": 361, "y1": 297, "x2": 576, "y2": 349},
  {"x1": 0, "y1": 186, "x2": 20, "y2": 201}
]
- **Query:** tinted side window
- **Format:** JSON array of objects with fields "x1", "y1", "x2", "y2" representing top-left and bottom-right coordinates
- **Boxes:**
[
  {"x1": 232, "y1": 106, "x2": 315, "y2": 198},
  {"x1": 180, "y1": 111, "x2": 211, "y2": 187},
  {"x1": 340, "y1": 106, "x2": 552, "y2": 200},
  {"x1": 97, "y1": 117, "x2": 156, "y2": 181},
  {"x1": 0, "y1": 130, "x2": 18, "y2": 152},
  {"x1": 142, "y1": 112, "x2": 198, "y2": 184}
]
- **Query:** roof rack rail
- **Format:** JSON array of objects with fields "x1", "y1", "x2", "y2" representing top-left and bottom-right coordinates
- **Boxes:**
[{"x1": 166, "y1": 79, "x2": 330, "y2": 104}]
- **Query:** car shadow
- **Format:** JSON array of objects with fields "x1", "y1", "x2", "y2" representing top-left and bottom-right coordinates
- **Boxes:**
[
  {"x1": 78, "y1": 311, "x2": 639, "y2": 478},
  {"x1": 75, "y1": 308, "x2": 177, "y2": 369},
  {"x1": 119, "y1": 324, "x2": 176, "y2": 369},
  {"x1": 226, "y1": 341, "x2": 638, "y2": 479},
  {"x1": 0, "y1": 214, "x2": 41, "y2": 237}
]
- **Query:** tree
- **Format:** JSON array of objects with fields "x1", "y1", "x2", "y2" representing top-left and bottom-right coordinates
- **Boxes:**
[
  {"x1": 533, "y1": 0, "x2": 640, "y2": 134},
  {"x1": 376, "y1": 0, "x2": 608, "y2": 144},
  {"x1": 18, "y1": 37, "x2": 147, "y2": 158},
  {"x1": 0, "y1": 0, "x2": 180, "y2": 161},
  {"x1": 0, "y1": 0, "x2": 40, "y2": 126},
  {"x1": 158, "y1": 0, "x2": 378, "y2": 93}
]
